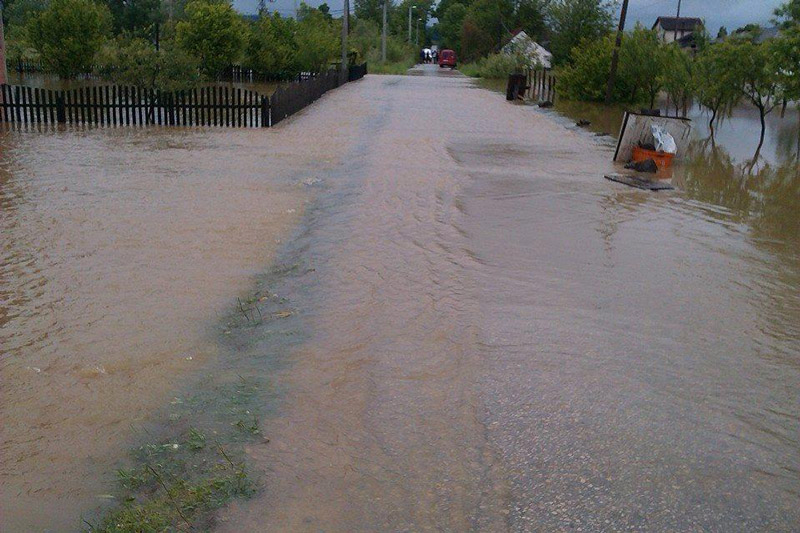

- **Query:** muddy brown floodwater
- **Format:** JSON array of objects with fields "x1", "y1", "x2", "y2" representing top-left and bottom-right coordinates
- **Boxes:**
[
  {"x1": 2, "y1": 65, "x2": 799, "y2": 532},
  {"x1": 218, "y1": 65, "x2": 799, "y2": 532},
  {"x1": 0, "y1": 121, "x2": 357, "y2": 530}
]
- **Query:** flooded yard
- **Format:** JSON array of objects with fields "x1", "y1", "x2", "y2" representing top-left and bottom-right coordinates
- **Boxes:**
[{"x1": 0, "y1": 126, "x2": 318, "y2": 530}]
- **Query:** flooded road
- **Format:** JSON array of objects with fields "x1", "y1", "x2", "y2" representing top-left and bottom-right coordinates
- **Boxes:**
[
  {"x1": 0, "y1": 123, "x2": 354, "y2": 529},
  {"x1": 218, "y1": 65, "x2": 800, "y2": 531},
  {"x1": 2, "y1": 63, "x2": 798, "y2": 531}
]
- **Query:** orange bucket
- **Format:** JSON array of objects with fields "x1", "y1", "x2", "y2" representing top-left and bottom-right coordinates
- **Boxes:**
[{"x1": 632, "y1": 145, "x2": 674, "y2": 170}]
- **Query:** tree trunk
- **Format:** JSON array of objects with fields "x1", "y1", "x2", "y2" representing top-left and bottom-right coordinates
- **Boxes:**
[{"x1": 753, "y1": 105, "x2": 766, "y2": 163}]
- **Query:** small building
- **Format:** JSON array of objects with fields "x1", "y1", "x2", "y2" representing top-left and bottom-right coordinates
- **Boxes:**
[
  {"x1": 502, "y1": 30, "x2": 553, "y2": 69},
  {"x1": 652, "y1": 17, "x2": 704, "y2": 44}
]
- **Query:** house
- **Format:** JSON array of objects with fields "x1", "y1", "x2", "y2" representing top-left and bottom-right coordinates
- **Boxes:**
[
  {"x1": 652, "y1": 17, "x2": 704, "y2": 45},
  {"x1": 502, "y1": 30, "x2": 553, "y2": 69}
]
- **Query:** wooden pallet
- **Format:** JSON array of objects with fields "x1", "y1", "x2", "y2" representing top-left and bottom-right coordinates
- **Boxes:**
[{"x1": 604, "y1": 173, "x2": 675, "y2": 191}]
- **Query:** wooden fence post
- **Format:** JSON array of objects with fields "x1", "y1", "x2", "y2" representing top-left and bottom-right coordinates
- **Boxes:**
[
  {"x1": 261, "y1": 95, "x2": 269, "y2": 127},
  {"x1": 56, "y1": 93, "x2": 66, "y2": 123}
]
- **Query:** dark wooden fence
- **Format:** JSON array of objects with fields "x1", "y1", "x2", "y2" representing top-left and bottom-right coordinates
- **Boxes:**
[
  {"x1": 348, "y1": 62, "x2": 368, "y2": 82},
  {"x1": 219, "y1": 65, "x2": 319, "y2": 84},
  {"x1": 0, "y1": 84, "x2": 268, "y2": 127},
  {"x1": 271, "y1": 69, "x2": 340, "y2": 126},
  {"x1": 0, "y1": 63, "x2": 368, "y2": 129},
  {"x1": 527, "y1": 69, "x2": 556, "y2": 103}
]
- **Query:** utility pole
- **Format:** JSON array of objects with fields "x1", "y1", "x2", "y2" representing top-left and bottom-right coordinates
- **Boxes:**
[
  {"x1": 382, "y1": 0, "x2": 387, "y2": 62},
  {"x1": 605, "y1": 0, "x2": 629, "y2": 104},
  {"x1": 674, "y1": 0, "x2": 682, "y2": 42},
  {"x1": 408, "y1": 5, "x2": 415, "y2": 42},
  {"x1": 341, "y1": 0, "x2": 349, "y2": 82},
  {"x1": 0, "y1": 0, "x2": 7, "y2": 87}
]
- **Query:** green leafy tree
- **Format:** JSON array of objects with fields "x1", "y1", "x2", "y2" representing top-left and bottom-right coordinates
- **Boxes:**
[
  {"x1": 246, "y1": 12, "x2": 298, "y2": 75},
  {"x1": 694, "y1": 41, "x2": 742, "y2": 136},
  {"x1": 775, "y1": 0, "x2": 800, "y2": 28},
  {"x1": 175, "y1": 0, "x2": 247, "y2": 76},
  {"x1": 514, "y1": 0, "x2": 546, "y2": 40},
  {"x1": 95, "y1": 36, "x2": 201, "y2": 90},
  {"x1": 107, "y1": 0, "x2": 164, "y2": 37},
  {"x1": 716, "y1": 26, "x2": 728, "y2": 40},
  {"x1": 769, "y1": 25, "x2": 800, "y2": 157},
  {"x1": 735, "y1": 39, "x2": 782, "y2": 158},
  {"x1": 661, "y1": 44, "x2": 694, "y2": 116},
  {"x1": 547, "y1": 0, "x2": 614, "y2": 65},
  {"x1": 28, "y1": 0, "x2": 112, "y2": 77},
  {"x1": 460, "y1": 0, "x2": 513, "y2": 61},
  {"x1": 294, "y1": 4, "x2": 339, "y2": 72},
  {"x1": 619, "y1": 25, "x2": 664, "y2": 107},
  {"x1": 438, "y1": 2, "x2": 467, "y2": 51},
  {"x1": 354, "y1": 0, "x2": 383, "y2": 25}
]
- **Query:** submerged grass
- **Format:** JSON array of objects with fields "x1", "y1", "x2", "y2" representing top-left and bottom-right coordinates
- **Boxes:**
[
  {"x1": 86, "y1": 407, "x2": 260, "y2": 532},
  {"x1": 84, "y1": 254, "x2": 310, "y2": 532}
]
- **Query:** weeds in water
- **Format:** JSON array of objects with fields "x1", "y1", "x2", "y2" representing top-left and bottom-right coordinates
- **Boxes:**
[
  {"x1": 186, "y1": 428, "x2": 206, "y2": 451},
  {"x1": 234, "y1": 415, "x2": 261, "y2": 436}
]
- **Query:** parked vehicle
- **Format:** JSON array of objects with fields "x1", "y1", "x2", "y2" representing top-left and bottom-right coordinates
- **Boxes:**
[{"x1": 439, "y1": 49, "x2": 457, "y2": 69}]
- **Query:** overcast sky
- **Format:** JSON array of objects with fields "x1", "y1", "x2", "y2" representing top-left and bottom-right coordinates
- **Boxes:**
[{"x1": 233, "y1": 0, "x2": 785, "y2": 35}]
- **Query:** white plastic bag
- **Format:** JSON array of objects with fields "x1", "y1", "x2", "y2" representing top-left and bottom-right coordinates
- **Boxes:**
[{"x1": 651, "y1": 124, "x2": 677, "y2": 154}]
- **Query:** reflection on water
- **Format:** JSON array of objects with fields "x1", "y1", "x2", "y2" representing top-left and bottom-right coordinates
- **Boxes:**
[
  {"x1": 0, "y1": 126, "x2": 308, "y2": 531},
  {"x1": 552, "y1": 98, "x2": 800, "y2": 167}
]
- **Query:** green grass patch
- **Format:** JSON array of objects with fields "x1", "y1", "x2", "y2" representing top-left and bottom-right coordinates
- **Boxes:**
[
  {"x1": 369, "y1": 59, "x2": 415, "y2": 74},
  {"x1": 457, "y1": 62, "x2": 481, "y2": 78}
]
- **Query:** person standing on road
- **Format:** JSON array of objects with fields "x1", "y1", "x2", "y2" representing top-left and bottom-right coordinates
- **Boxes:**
[{"x1": 420, "y1": 49, "x2": 426, "y2": 64}]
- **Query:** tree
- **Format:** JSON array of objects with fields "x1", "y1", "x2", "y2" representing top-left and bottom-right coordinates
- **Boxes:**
[
  {"x1": 175, "y1": 0, "x2": 247, "y2": 76},
  {"x1": 775, "y1": 0, "x2": 800, "y2": 28},
  {"x1": 694, "y1": 41, "x2": 742, "y2": 137},
  {"x1": 661, "y1": 44, "x2": 694, "y2": 116},
  {"x1": 107, "y1": 0, "x2": 164, "y2": 37},
  {"x1": 355, "y1": 0, "x2": 382, "y2": 25},
  {"x1": 716, "y1": 26, "x2": 727, "y2": 40},
  {"x1": 619, "y1": 25, "x2": 664, "y2": 107},
  {"x1": 770, "y1": 24, "x2": 800, "y2": 158},
  {"x1": 547, "y1": 0, "x2": 614, "y2": 65},
  {"x1": 438, "y1": 2, "x2": 466, "y2": 51},
  {"x1": 460, "y1": 0, "x2": 513, "y2": 61},
  {"x1": 294, "y1": 4, "x2": 339, "y2": 72},
  {"x1": 727, "y1": 38, "x2": 781, "y2": 159},
  {"x1": 246, "y1": 12, "x2": 298, "y2": 75},
  {"x1": 28, "y1": 0, "x2": 112, "y2": 78},
  {"x1": 514, "y1": 0, "x2": 546, "y2": 41}
]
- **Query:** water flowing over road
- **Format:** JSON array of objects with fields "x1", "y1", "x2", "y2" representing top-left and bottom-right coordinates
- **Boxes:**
[
  {"x1": 219, "y1": 65, "x2": 800, "y2": 531},
  {"x1": 2, "y1": 64, "x2": 798, "y2": 531}
]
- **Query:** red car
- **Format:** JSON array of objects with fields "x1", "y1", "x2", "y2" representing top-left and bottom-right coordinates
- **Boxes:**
[{"x1": 439, "y1": 49, "x2": 457, "y2": 69}]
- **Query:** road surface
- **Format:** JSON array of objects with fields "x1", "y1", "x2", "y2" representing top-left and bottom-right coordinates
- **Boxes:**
[{"x1": 209, "y1": 64, "x2": 800, "y2": 531}]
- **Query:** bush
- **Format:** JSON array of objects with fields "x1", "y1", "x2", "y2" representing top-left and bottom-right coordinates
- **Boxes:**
[
  {"x1": 556, "y1": 35, "x2": 620, "y2": 101},
  {"x1": 95, "y1": 37, "x2": 202, "y2": 90},
  {"x1": 27, "y1": 0, "x2": 112, "y2": 78}
]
